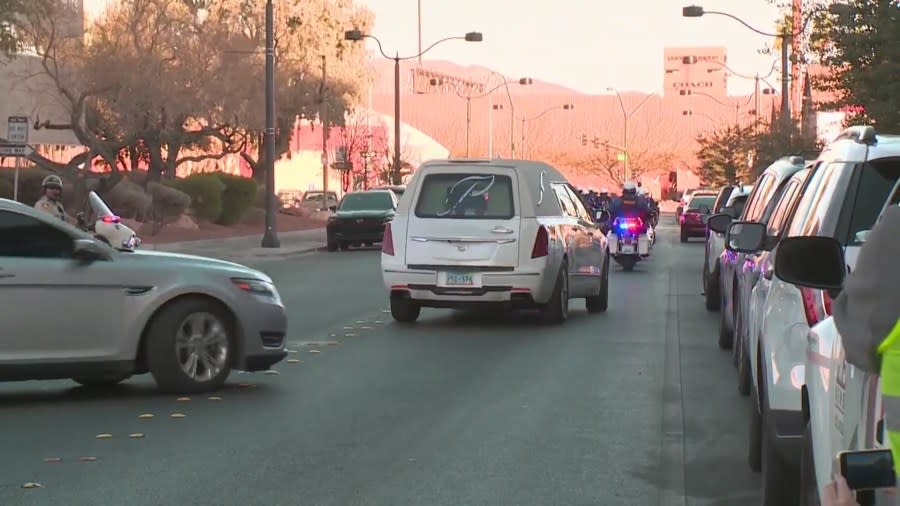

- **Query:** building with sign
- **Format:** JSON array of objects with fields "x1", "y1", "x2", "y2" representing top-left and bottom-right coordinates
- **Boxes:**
[{"x1": 663, "y1": 47, "x2": 728, "y2": 98}]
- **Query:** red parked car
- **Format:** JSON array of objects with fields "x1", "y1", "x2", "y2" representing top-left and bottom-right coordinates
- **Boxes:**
[{"x1": 679, "y1": 192, "x2": 716, "y2": 242}]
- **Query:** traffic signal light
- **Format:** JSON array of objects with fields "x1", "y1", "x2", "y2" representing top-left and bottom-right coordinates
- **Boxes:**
[{"x1": 581, "y1": 134, "x2": 587, "y2": 146}]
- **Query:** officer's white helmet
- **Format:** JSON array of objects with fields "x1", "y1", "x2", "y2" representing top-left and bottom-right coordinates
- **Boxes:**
[
  {"x1": 622, "y1": 181, "x2": 637, "y2": 192},
  {"x1": 599, "y1": 187, "x2": 609, "y2": 194},
  {"x1": 42, "y1": 175, "x2": 63, "y2": 188},
  {"x1": 636, "y1": 187, "x2": 648, "y2": 196}
]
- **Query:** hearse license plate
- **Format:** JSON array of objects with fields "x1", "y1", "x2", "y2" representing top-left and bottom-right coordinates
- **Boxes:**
[{"x1": 446, "y1": 272, "x2": 475, "y2": 286}]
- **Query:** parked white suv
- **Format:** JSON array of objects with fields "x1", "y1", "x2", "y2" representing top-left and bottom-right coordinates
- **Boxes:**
[
  {"x1": 381, "y1": 159, "x2": 610, "y2": 324},
  {"x1": 774, "y1": 129, "x2": 900, "y2": 505}
]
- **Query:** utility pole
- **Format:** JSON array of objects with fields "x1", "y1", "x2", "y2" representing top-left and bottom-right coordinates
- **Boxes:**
[
  {"x1": 321, "y1": 55, "x2": 329, "y2": 196},
  {"x1": 260, "y1": 0, "x2": 279, "y2": 248}
]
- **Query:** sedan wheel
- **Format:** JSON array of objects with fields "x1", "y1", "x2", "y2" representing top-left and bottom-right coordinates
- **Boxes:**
[{"x1": 146, "y1": 298, "x2": 233, "y2": 393}]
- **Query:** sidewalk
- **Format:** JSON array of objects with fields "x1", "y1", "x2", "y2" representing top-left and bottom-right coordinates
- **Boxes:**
[{"x1": 145, "y1": 227, "x2": 327, "y2": 265}]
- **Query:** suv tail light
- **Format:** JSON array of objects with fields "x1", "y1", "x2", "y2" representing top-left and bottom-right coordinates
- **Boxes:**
[
  {"x1": 531, "y1": 225, "x2": 549, "y2": 258},
  {"x1": 800, "y1": 287, "x2": 833, "y2": 326},
  {"x1": 382, "y1": 222, "x2": 395, "y2": 256}
]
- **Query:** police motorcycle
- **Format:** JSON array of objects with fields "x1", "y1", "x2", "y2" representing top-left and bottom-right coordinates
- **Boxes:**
[
  {"x1": 607, "y1": 215, "x2": 651, "y2": 271},
  {"x1": 76, "y1": 191, "x2": 142, "y2": 251}
]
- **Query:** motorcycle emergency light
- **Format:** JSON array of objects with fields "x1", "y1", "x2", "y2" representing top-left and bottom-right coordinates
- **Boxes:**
[
  {"x1": 100, "y1": 215, "x2": 121, "y2": 224},
  {"x1": 616, "y1": 217, "x2": 643, "y2": 232}
]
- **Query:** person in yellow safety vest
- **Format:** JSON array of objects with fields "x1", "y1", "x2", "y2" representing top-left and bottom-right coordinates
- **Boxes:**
[{"x1": 823, "y1": 204, "x2": 900, "y2": 505}]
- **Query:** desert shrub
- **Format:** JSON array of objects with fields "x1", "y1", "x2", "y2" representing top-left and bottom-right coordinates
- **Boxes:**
[
  {"x1": 106, "y1": 179, "x2": 152, "y2": 220},
  {"x1": 147, "y1": 181, "x2": 191, "y2": 234},
  {"x1": 215, "y1": 173, "x2": 258, "y2": 225},
  {"x1": 166, "y1": 173, "x2": 225, "y2": 221}
]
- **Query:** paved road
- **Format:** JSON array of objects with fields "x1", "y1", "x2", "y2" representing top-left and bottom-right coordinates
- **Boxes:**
[{"x1": 0, "y1": 223, "x2": 760, "y2": 506}]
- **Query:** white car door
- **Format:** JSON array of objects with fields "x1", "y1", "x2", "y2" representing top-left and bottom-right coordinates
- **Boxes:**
[{"x1": 0, "y1": 209, "x2": 126, "y2": 362}]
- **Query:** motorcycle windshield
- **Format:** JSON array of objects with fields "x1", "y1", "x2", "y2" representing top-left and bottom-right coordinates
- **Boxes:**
[{"x1": 88, "y1": 191, "x2": 116, "y2": 218}]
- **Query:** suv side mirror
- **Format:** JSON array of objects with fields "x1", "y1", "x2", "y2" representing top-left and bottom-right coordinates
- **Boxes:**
[
  {"x1": 72, "y1": 238, "x2": 109, "y2": 262},
  {"x1": 854, "y1": 229, "x2": 870, "y2": 244},
  {"x1": 725, "y1": 221, "x2": 766, "y2": 253},
  {"x1": 707, "y1": 213, "x2": 732, "y2": 234},
  {"x1": 774, "y1": 236, "x2": 845, "y2": 290},
  {"x1": 328, "y1": 205, "x2": 337, "y2": 212}
]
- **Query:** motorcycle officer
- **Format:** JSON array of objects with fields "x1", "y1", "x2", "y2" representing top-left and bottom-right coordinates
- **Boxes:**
[
  {"x1": 609, "y1": 181, "x2": 651, "y2": 231},
  {"x1": 34, "y1": 175, "x2": 68, "y2": 222}
]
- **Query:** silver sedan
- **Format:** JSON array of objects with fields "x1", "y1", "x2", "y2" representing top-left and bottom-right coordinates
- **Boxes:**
[{"x1": 0, "y1": 198, "x2": 287, "y2": 393}]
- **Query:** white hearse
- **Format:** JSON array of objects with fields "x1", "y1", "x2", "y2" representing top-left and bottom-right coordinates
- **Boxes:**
[{"x1": 380, "y1": 158, "x2": 610, "y2": 324}]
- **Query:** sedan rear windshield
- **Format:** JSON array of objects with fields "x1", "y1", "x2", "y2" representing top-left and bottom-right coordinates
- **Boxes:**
[
  {"x1": 687, "y1": 195, "x2": 715, "y2": 211},
  {"x1": 415, "y1": 173, "x2": 515, "y2": 219},
  {"x1": 339, "y1": 192, "x2": 394, "y2": 211}
]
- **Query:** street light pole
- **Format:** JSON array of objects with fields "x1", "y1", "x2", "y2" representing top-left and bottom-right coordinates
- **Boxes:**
[
  {"x1": 465, "y1": 96, "x2": 472, "y2": 157},
  {"x1": 261, "y1": 0, "x2": 279, "y2": 248},
  {"x1": 608, "y1": 88, "x2": 652, "y2": 182},
  {"x1": 344, "y1": 30, "x2": 482, "y2": 182},
  {"x1": 779, "y1": 34, "x2": 791, "y2": 138},
  {"x1": 392, "y1": 54, "x2": 401, "y2": 183},
  {"x1": 488, "y1": 94, "x2": 493, "y2": 157},
  {"x1": 517, "y1": 104, "x2": 575, "y2": 157},
  {"x1": 682, "y1": 5, "x2": 793, "y2": 144}
]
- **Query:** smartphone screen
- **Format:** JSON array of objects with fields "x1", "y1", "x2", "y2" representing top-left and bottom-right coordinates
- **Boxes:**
[{"x1": 839, "y1": 449, "x2": 896, "y2": 490}]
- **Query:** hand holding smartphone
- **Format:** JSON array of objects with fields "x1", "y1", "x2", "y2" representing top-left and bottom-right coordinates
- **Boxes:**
[{"x1": 838, "y1": 449, "x2": 896, "y2": 491}]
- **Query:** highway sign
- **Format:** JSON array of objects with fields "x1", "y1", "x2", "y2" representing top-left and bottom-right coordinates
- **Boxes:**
[
  {"x1": 7, "y1": 116, "x2": 28, "y2": 144},
  {"x1": 0, "y1": 145, "x2": 29, "y2": 157}
]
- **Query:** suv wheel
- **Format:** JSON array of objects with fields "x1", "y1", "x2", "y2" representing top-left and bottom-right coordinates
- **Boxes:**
[
  {"x1": 680, "y1": 227, "x2": 688, "y2": 243},
  {"x1": 145, "y1": 298, "x2": 233, "y2": 394}
]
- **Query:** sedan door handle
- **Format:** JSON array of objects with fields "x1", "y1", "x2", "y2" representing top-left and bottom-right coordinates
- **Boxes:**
[{"x1": 491, "y1": 226, "x2": 515, "y2": 234}]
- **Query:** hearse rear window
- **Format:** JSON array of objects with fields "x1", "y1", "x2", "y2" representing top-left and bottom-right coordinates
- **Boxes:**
[{"x1": 414, "y1": 173, "x2": 515, "y2": 219}]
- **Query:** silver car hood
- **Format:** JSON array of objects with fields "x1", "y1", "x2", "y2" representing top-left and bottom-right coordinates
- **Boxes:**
[{"x1": 125, "y1": 249, "x2": 269, "y2": 280}]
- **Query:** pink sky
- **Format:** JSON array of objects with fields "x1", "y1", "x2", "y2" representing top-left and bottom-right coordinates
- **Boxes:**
[{"x1": 359, "y1": 0, "x2": 782, "y2": 96}]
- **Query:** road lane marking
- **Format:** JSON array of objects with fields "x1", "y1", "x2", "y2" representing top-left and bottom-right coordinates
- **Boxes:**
[
  {"x1": 21, "y1": 482, "x2": 43, "y2": 489},
  {"x1": 78, "y1": 457, "x2": 97, "y2": 462},
  {"x1": 287, "y1": 358, "x2": 301, "y2": 363},
  {"x1": 170, "y1": 413, "x2": 186, "y2": 418},
  {"x1": 208, "y1": 396, "x2": 223, "y2": 401},
  {"x1": 176, "y1": 397, "x2": 191, "y2": 402},
  {"x1": 129, "y1": 433, "x2": 145, "y2": 439},
  {"x1": 43, "y1": 457, "x2": 62, "y2": 463},
  {"x1": 264, "y1": 370, "x2": 280, "y2": 375},
  {"x1": 659, "y1": 269, "x2": 686, "y2": 506},
  {"x1": 95, "y1": 433, "x2": 113, "y2": 439},
  {"x1": 138, "y1": 413, "x2": 154, "y2": 419}
]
